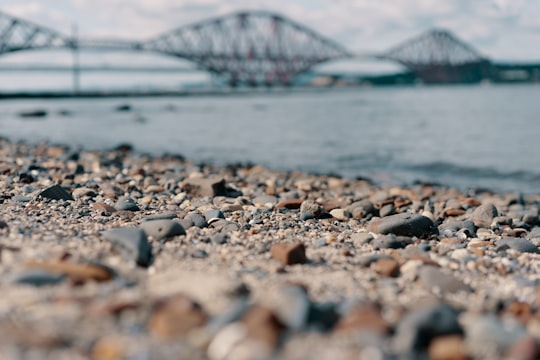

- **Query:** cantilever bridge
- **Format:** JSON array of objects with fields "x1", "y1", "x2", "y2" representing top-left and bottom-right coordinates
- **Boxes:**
[{"x1": 0, "y1": 9, "x2": 538, "y2": 87}]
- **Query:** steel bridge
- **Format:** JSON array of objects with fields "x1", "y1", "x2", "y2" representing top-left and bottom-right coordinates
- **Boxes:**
[{"x1": 0, "y1": 9, "x2": 539, "y2": 86}]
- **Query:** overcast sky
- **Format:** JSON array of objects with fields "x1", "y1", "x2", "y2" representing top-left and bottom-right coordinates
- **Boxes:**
[{"x1": 2, "y1": 0, "x2": 540, "y2": 64}]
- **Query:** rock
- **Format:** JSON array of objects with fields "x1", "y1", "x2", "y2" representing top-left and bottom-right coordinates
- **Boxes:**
[
  {"x1": 350, "y1": 232, "x2": 373, "y2": 245},
  {"x1": 114, "y1": 197, "x2": 139, "y2": 211},
  {"x1": 347, "y1": 200, "x2": 376, "y2": 218},
  {"x1": 211, "y1": 233, "x2": 228, "y2": 245},
  {"x1": 394, "y1": 302, "x2": 462, "y2": 352},
  {"x1": 329, "y1": 208, "x2": 351, "y2": 221},
  {"x1": 274, "y1": 198, "x2": 303, "y2": 210},
  {"x1": 369, "y1": 213, "x2": 437, "y2": 238},
  {"x1": 504, "y1": 335, "x2": 540, "y2": 360},
  {"x1": 208, "y1": 219, "x2": 239, "y2": 232},
  {"x1": 270, "y1": 243, "x2": 308, "y2": 265},
  {"x1": 102, "y1": 228, "x2": 152, "y2": 267},
  {"x1": 496, "y1": 238, "x2": 539, "y2": 254},
  {"x1": 418, "y1": 266, "x2": 471, "y2": 294},
  {"x1": 372, "y1": 234, "x2": 412, "y2": 250},
  {"x1": 182, "y1": 177, "x2": 239, "y2": 198},
  {"x1": 241, "y1": 306, "x2": 286, "y2": 348},
  {"x1": 379, "y1": 203, "x2": 396, "y2": 217},
  {"x1": 271, "y1": 285, "x2": 311, "y2": 331},
  {"x1": 13, "y1": 270, "x2": 65, "y2": 286},
  {"x1": 300, "y1": 200, "x2": 324, "y2": 219},
  {"x1": 205, "y1": 209, "x2": 225, "y2": 221},
  {"x1": 148, "y1": 293, "x2": 207, "y2": 339},
  {"x1": 470, "y1": 203, "x2": 498, "y2": 228},
  {"x1": 185, "y1": 213, "x2": 208, "y2": 228},
  {"x1": 336, "y1": 302, "x2": 389, "y2": 335},
  {"x1": 26, "y1": 260, "x2": 115, "y2": 284},
  {"x1": 371, "y1": 258, "x2": 400, "y2": 277},
  {"x1": 462, "y1": 314, "x2": 526, "y2": 357},
  {"x1": 93, "y1": 202, "x2": 117, "y2": 213},
  {"x1": 0, "y1": 220, "x2": 7, "y2": 229},
  {"x1": 143, "y1": 213, "x2": 177, "y2": 221},
  {"x1": 141, "y1": 219, "x2": 186, "y2": 241},
  {"x1": 38, "y1": 184, "x2": 74, "y2": 201},
  {"x1": 253, "y1": 195, "x2": 278, "y2": 207},
  {"x1": 300, "y1": 212, "x2": 315, "y2": 221},
  {"x1": 72, "y1": 187, "x2": 97, "y2": 199},
  {"x1": 428, "y1": 335, "x2": 467, "y2": 360}
]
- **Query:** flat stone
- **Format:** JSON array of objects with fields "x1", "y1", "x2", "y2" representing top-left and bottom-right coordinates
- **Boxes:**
[
  {"x1": 270, "y1": 243, "x2": 308, "y2": 265},
  {"x1": 102, "y1": 228, "x2": 152, "y2": 267},
  {"x1": 496, "y1": 238, "x2": 539, "y2": 254},
  {"x1": 143, "y1": 213, "x2": 177, "y2": 221},
  {"x1": 11, "y1": 195, "x2": 31, "y2": 203},
  {"x1": 418, "y1": 266, "x2": 472, "y2": 294},
  {"x1": 141, "y1": 219, "x2": 186, "y2": 240},
  {"x1": 253, "y1": 195, "x2": 278, "y2": 207},
  {"x1": 26, "y1": 260, "x2": 115, "y2": 284},
  {"x1": 148, "y1": 293, "x2": 207, "y2": 339},
  {"x1": 369, "y1": 213, "x2": 437, "y2": 238},
  {"x1": 93, "y1": 202, "x2": 117, "y2": 213},
  {"x1": 38, "y1": 184, "x2": 74, "y2": 201},
  {"x1": 181, "y1": 177, "x2": 229, "y2": 197},
  {"x1": 13, "y1": 270, "x2": 65, "y2": 286},
  {"x1": 394, "y1": 302, "x2": 462, "y2": 352},
  {"x1": 347, "y1": 200, "x2": 376, "y2": 219},
  {"x1": 470, "y1": 203, "x2": 498, "y2": 228},
  {"x1": 275, "y1": 198, "x2": 303, "y2": 210},
  {"x1": 208, "y1": 219, "x2": 238, "y2": 232},
  {"x1": 300, "y1": 200, "x2": 324, "y2": 218}
]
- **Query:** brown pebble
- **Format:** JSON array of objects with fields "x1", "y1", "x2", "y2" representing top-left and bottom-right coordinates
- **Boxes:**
[
  {"x1": 371, "y1": 258, "x2": 400, "y2": 277},
  {"x1": 270, "y1": 243, "x2": 308, "y2": 265},
  {"x1": 336, "y1": 303, "x2": 389, "y2": 335},
  {"x1": 241, "y1": 306, "x2": 286, "y2": 348},
  {"x1": 148, "y1": 294, "x2": 207, "y2": 339},
  {"x1": 91, "y1": 336, "x2": 125, "y2": 360},
  {"x1": 428, "y1": 335, "x2": 467, "y2": 360},
  {"x1": 444, "y1": 208, "x2": 466, "y2": 217},
  {"x1": 506, "y1": 301, "x2": 533, "y2": 325},
  {"x1": 26, "y1": 260, "x2": 114, "y2": 284},
  {"x1": 274, "y1": 198, "x2": 304, "y2": 210},
  {"x1": 93, "y1": 202, "x2": 117, "y2": 213}
]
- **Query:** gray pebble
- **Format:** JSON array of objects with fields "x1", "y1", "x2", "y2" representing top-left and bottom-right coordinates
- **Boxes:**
[
  {"x1": 418, "y1": 266, "x2": 471, "y2": 294},
  {"x1": 141, "y1": 219, "x2": 186, "y2": 241},
  {"x1": 496, "y1": 238, "x2": 539, "y2": 253},
  {"x1": 369, "y1": 213, "x2": 437, "y2": 238},
  {"x1": 185, "y1": 213, "x2": 208, "y2": 228},
  {"x1": 102, "y1": 228, "x2": 152, "y2": 267},
  {"x1": 13, "y1": 270, "x2": 66, "y2": 286}
]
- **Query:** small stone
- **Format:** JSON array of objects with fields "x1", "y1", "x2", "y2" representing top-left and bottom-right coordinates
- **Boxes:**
[
  {"x1": 114, "y1": 198, "x2": 139, "y2": 211},
  {"x1": 379, "y1": 203, "x2": 396, "y2": 217},
  {"x1": 270, "y1": 243, "x2": 307, "y2": 265},
  {"x1": 372, "y1": 234, "x2": 412, "y2": 250},
  {"x1": 496, "y1": 238, "x2": 539, "y2": 254},
  {"x1": 470, "y1": 203, "x2": 498, "y2": 228},
  {"x1": 369, "y1": 213, "x2": 437, "y2": 238},
  {"x1": 253, "y1": 195, "x2": 278, "y2": 207},
  {"x1": 274, "y1": 198, "x2": 303, "y2": 210},
  {"x1": 26, "y1": 260, "x2": 115, "y2": 284},
  {"x1": 428, "y1": 335, "x2": 467, "y2": 360},
  {"x1": 102, "y1": 228, "x2": 152, "y2": 267},
  {"x1": 143, "y1": 213, "x2": 177, "y2": 221},
  {"x1": 93, "y1": 202, "x2": 117, "y2": 213},
  {"x1": 11, "y1": 195, "x2": 31, "y2": 203},
  {"x1": 300, "y1": 212, "x2": 315, "y2": 221},
  {"x1": 39, "y1": 184, "x2": 74, "y2": 201},
  {"x1": 13, "y1": 270, "x2": 65, "y2": 286},
  {"x1": 204, "y1": 209, "x2": 225, "y2": 221},
  {"x1": 347, "y1": 200, "x2": 376, "y2": 219},
  {"x1": 418, "y1": 266, "x2": 471, "y2": 294},
  {"x1": 336, "y1": 303, "x2": 389, "y2": 335},
  {"x1": 211, "y1": 233, "x2": 228, "y2": 245},
  {"x1": 148, "y1": 294, "x2": 207, "y2": 339},
  {"x1": 141, "y1": 219, "x2": 186, "y2": 241},
  {"x1": 72, "y1": 187, "x2": 97, "y2": 199},
  {"x1": 394, "y1": 302, "x2": 462, "y2": 352},
  {"x1": 145, "y1": 184, "x2": 164, "y2": 193},
  {"x1": 504, "y1": 335, "x2": 540, "y2": 360},
  {"x1": 350, "y1": 232, "x2": 373, "y2": 245},
  {"x1": 185, "y1": 213, "x2": 208, "y2": 228},
  {"x1": 300, "y1": 200, "x2": 324, "y2": 218},
  {"x1": 371, "y1": 258, "x2": 400, "y2": 277},
  {"x1": 241, "y1": 306, "x2": 286, "y2": 349},
  {"x1": 182, "y1": 177, "x2": 231, "y2": 197},
  {"x1": 91, "y1": 336, "x2": 126, "y2": 360},
  {"x1": 329, "y1": 208, "x2": 351, "y2": 221}
]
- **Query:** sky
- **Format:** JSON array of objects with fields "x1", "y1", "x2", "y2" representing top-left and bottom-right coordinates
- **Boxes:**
[{"x1": 1, "y1": 0, "x2": 540, "y2": 71}]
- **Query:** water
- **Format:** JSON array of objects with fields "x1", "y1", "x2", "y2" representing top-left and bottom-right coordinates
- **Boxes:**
[{"x1": 1, "y1": 84, "x2": 539, "y2": 194}]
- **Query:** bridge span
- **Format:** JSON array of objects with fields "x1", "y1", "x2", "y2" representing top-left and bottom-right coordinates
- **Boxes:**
[{"x1": 0, "y1": 9, "x2": 539, "y2": 87}]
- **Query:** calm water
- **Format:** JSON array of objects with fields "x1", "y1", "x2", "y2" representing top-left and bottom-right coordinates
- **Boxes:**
[{"x1": 1, "y1": 84, "x2": 539, "y2": 194}]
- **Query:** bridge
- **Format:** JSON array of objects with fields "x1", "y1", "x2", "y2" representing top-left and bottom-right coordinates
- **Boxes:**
[{"x1": 1, "y1": 9, "x2": 539, "y2": 87}]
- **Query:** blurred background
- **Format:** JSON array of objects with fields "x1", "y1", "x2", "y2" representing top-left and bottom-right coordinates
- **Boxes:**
[{"x1": 0, "y1": 0, "x2": 539, "y2": 193}]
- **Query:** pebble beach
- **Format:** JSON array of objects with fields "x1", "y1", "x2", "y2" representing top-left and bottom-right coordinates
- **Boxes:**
[{"x1": 1, "y1": 137, "x2": 540, "y2": 360}]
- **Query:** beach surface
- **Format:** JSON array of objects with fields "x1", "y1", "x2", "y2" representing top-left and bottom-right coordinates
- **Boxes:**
[{"x1": 1, "y1": 137, "x2": 540, "y2": 359}]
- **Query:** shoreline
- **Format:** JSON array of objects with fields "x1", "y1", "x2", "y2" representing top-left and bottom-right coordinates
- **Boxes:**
[{"x1": 1, "y1": 138, "x2": 540, "y2": 358}]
